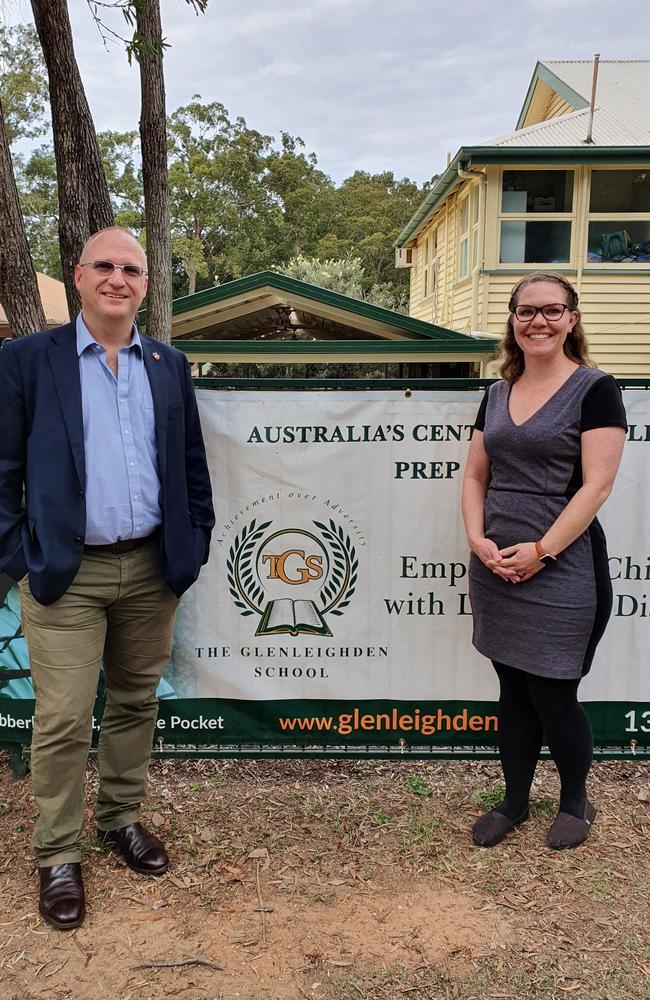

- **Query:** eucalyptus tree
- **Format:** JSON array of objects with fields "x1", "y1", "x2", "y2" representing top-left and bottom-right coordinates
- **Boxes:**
[
  {"x1": 87, "y1": 0, "x2": 208, "y2": 341},
  {"x1": 0, "y1": 97, "x2": 47, "y2": 335},
  {"x1": 0, "y1": 23, "x2": 49, "y2": 333},
  {"x1": 0, "y1": 22, "x2": 49, "y2": 145},
  {"x1": 30, "y1": 0, "x2": 114, "y2": 317}
]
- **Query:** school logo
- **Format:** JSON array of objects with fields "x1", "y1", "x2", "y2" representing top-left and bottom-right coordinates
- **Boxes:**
[{"x1": 226, "y1": 519, "x2": 358, "y2": 637}]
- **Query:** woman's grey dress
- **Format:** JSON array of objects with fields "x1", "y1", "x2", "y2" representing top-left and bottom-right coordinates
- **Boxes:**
[{"x1": 469, "y1": 367, "x2": 627, "y2": 679}]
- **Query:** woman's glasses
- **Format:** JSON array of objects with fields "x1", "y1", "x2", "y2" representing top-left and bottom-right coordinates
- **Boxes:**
[
  {"x1": 79, "y1": 260, "x2": 147, "y2": 278},
  {"x1": 513, "y1": 303, "x2": 569, "y2": 322}
]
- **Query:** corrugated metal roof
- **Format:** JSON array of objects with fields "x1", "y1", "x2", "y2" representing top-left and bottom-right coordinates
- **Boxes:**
[
  {"x1": 491, "y1": 59, "x2": 650, "y2": 147},
  {"x1": 543, "y1": 60, "x2": 650, "y2": 129},
  {"x1": 488, "y1": 106, "x2": 650, "y2": 147}
]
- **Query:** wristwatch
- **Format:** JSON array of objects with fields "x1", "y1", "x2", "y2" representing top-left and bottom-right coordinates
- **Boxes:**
[{"x1": 535, "y1": 540, "x2": 557, "y2": 566}]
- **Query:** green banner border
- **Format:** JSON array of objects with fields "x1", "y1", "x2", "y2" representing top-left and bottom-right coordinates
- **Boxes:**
[{"x1": 1, "y1": 696, "x2": 648, "y2": 750}]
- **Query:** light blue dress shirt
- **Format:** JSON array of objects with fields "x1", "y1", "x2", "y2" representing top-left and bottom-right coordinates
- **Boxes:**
[{"x1": 76, "y1": 314, "x2": 162, "y2": 545}]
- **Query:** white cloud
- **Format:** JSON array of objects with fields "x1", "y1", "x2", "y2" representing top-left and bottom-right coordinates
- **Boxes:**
[{"x1": 5, "y1": 0, "x2": 647, "y2": 183}]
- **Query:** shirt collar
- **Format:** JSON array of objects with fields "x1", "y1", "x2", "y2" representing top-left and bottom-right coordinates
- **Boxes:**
[{"x1": 76, "y1": 313, "x2": 143, "y2": 358}]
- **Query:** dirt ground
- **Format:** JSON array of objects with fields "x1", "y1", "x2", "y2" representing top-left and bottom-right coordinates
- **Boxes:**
[{"x1": 0, "y1": 754, "x2": 649, "y2": 1000}]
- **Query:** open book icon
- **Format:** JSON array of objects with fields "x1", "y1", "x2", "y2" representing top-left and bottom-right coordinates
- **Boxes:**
[{"x1": 255, "y1": 599, "x2": 333, "y2": 637}]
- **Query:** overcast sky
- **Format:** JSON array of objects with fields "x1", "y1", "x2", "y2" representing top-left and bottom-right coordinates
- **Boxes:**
[{"x1": 5, "y1": 0, "x2": 648, "y2": 184}]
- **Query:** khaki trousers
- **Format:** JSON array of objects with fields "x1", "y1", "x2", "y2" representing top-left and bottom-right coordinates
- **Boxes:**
[{"x1": 19, "y1": 539, "x2": 179, "y2": 866}]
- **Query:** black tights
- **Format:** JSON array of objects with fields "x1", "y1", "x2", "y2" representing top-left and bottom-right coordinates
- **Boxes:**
[{"x1": 492, "y1": 661, "x2": 593, "y2": 820}]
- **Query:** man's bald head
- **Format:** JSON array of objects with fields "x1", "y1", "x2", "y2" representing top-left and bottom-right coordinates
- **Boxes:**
[{"x1": 80, "y1": 227, "x2": 147, "y2": 268}]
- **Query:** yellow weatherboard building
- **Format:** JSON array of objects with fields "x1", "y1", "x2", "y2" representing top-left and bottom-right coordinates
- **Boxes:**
[{"x1": 396, "y1": 59, "x2": 650, "y2": 376}]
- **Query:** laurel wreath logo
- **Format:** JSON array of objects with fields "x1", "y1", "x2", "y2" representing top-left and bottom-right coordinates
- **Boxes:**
[
  {"x1": 226, "y1": 517, "x2": 358, "y2": 621},
  {"x1": 312, "y1": 519, "x2": 358, "y2": 616},
  {"x1": 226, "y1": 519, "x2": 272, "y2": 616}
]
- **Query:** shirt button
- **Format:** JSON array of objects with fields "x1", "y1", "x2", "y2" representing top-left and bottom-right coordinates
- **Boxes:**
[{"x1": 73, "y1": 536, "x2": 83, "y2": 544}]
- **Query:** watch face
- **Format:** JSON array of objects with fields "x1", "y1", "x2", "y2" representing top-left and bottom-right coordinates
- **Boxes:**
[{"x1": 539, "y1": 553, "x2": 555, "y2": 566}]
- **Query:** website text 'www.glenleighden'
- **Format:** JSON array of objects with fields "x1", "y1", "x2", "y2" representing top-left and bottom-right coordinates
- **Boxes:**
[{"x1": 278, "y1": 707, "x2": 498, "y2": 737}]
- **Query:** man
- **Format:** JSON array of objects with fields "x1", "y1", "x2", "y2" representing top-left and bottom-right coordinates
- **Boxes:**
[{"x1": 0, "y1": 227, "x2": 214, "y2": 930}]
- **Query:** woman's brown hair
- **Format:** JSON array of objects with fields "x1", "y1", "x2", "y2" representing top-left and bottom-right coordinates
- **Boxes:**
[{"x1": 498, "y1": 271, "x2": 596, "y2": 383}]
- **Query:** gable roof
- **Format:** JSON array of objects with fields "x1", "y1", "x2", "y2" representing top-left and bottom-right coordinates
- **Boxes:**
[
  {"x1": 396, "y1": 59, "x2": 650, "y2": 248},
  {"x1": 517, "y1": 60, "x2": 650, "y2": 139},
  {"x1": 140, "y1": 271, "x2": 497, "y2": 361}
]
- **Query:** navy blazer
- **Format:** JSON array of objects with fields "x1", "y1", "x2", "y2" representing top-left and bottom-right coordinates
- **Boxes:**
[{"x1": 0, "y1": 322, "x2": 214, "y2": 605}]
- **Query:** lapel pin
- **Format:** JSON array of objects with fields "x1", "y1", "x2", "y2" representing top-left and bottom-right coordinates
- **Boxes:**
[{"x1": 152, "y1": 352, "x2": 160, "y2": 360}]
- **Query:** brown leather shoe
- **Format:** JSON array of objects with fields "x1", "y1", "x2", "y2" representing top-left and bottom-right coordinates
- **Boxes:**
[
  {"x1": 99, "y1": 822, "x2": 169, "y2": 875},
  {"x1": 39, "y1": 863, "x2": 85, "y2": 930},
  {"x1": 472, "y1": 806, "x2": 529, "y2": 847},
  {"x1": 547, "y1": 800, "x2": 597, "y2": 850}
]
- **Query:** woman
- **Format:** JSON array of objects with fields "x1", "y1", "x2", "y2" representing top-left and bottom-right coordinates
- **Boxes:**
[{"x1": 462, "y1": 272, "x2": 626, "y2": 850}]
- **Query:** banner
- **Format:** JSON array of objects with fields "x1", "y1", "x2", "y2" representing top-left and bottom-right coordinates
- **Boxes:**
[{"x1": 1, "y1": 389, "x2": 648, "y2": 749}]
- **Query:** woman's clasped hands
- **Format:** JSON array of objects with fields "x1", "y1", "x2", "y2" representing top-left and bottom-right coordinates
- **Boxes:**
[{"x1": 474, "y1": 538, "x2": 545, "y2": 584}]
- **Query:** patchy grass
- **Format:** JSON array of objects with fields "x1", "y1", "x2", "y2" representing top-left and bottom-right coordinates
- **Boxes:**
[
  {"x1": 0, "y1": 755, "x2": 648, "y2": 1000},
  {"x1": 404, "y1": 774, "x2": 433, "y2": 797},
  {"x1": 471, "y1": 784, "x2": 506, "y2": 809}
]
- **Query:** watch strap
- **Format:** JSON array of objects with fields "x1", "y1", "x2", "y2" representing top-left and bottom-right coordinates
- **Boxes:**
[{"x1": 535, "y1": 540, "x2": 556, "y2": 563}]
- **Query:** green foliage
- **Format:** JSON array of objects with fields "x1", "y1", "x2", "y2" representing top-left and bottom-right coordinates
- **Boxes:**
[
  {"x1": 86, "y1": 1, "x2": 208, "y2": 64},
  {"x1": 282, "y1": 254, "x2": 367, "y2": 298},
  {"x1": 282, "y1": 254, "x2": 407, "y2": 312},
  {"x1": 321, "y1": 170, "x2": 424, "y2": 282},
  {"x1": 402, "y1": 813, "x2": 440, "y2": 855},
  {"x1": 368, "y1": 805, "x2": 390, "y2": 827},
  {"x1": 403, "y1": 775, "x2": 432, "y2": 797},
  {"x1": 97, "y1": 130, "x2": 143, "y2": 228},
  {"x1": 14, "y1": 146, "x2": 61, "y2": 278},
  {"x1": 0, "y1": 23, "x2": 49, "y2": 146},
  {"x1": 11, "y1": 79, "x2": 427, "y2": 308},
  {"x1": 285, "y1": 170, "x2": 427, "y2": 309},
  {"x1": 265, "y1": 131, "x2": 336, "y2": 259},
  {"x1": 165, "y1": 99, "x2": 341, "y2": 296},
  {"x1": 471, "y1": 786, "x2": 505, "y2": 809}
]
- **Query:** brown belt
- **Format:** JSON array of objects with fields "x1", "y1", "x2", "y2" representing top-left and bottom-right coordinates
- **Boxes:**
[{"x1": 84, "y1": 530, "x2": 159, "y2": 555}]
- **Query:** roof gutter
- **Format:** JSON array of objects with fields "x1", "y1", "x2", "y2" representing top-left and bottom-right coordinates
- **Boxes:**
[{"x1": 395, "y1": 154, "x2": 464, "y2": 247}]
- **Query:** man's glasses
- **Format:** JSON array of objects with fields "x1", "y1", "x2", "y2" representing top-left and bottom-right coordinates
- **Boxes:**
[
  {"x1": 79, "y1": 259, "x2": 147, "y2": 278},
  {"x1": 512, "y1": 303, "x2": 570, "y2": 322}
]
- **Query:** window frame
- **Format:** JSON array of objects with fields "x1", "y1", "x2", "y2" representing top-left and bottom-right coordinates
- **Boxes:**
[
  {"x1": 496, "y1": 166, "x2": 577, "y2": 269},
  {"x1": 420, "y1": 227, "x2": 439, "y2": 302},
  {"x1": 585, "y1": 166, "x2": 650, "y2": 269},
  {"x1": 470, "y1": 185, "x2": 480, "y2": 270},
  {"x1": 456, "y1": 183, "x2": 482, "y2": 282},
  {"x1": 457, "y1": 192, "x2": 470, "y2": 280}
]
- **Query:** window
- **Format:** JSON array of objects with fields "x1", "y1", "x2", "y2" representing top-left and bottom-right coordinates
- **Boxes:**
[
  {"x1": 421, "y1": 229, "x2": 438, "y2": 301},
  {"x1": 587, "y1": 170, "x2": 650, "y2": 264},
  {"x1": 498, "y1": 169, "x2": 574, "y2": 265},
  {"x1": 456, "y1": 183, "x2": 480, "y2": 279},
  {"x1": 422, "y1": 238, "x2": 429, "y2": 299},
  {"x1": 471, "y1": 186, "x2": 480, "y2": 269},
  {"x1": 458, "y1": 196, "x2": 469, "y2": 278},
  {"x1": 430, "y1": 228, "x2": 438, "y2": 299}
]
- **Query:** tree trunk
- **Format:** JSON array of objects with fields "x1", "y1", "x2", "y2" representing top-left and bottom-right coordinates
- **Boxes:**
[
  {"x1": 30, "y1": 0, "x2": 114, "y2": 319},
  {"x1": 136, "y1": 0, "x2": 172, "y2": 344},
  {"x1": 0, "y1": 97, "x2": 47, "y2": 337}
]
